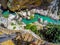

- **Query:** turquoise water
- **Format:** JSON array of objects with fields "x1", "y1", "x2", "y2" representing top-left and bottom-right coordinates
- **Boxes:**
[
  {"x1": 2, "y1": 10, "x2": 15, "y2": 16},
  {"x1": 22, "y1": 13, "x2": 60, "y2": 24},
  {"x1": 2, "y1": 11, "x2": 60, "y2": 25},
  {"x1": 2, "y1": 10, "x2": 16, "y2": 18}
]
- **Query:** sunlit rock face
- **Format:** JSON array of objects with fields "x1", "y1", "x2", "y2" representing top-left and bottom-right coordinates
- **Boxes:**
[
  {"x1": 8, "y1": 0, "x2": 53, "y2": 11},
  {"x1": 0, "y1": 0, "x2": 53, "y2": 11},
  {"x1": 8, "y1": 0, "x2": 42, "y2": 11}
]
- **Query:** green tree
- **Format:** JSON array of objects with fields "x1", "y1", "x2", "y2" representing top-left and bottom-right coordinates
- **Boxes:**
[
  {"x1": 25, "y1": 24, "x2": 39, "y2": 35},
  {"x1": 41, "y1": 24, "x2": 60, "y2": 43},
  {"x1": 25, "y1": 24, "x2": 32, "y2": 29}
]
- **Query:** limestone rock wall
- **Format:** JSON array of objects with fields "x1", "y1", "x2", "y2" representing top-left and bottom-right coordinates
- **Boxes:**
[{"x1": 0, "y1": 0, "x2": 53, "y2": 11}]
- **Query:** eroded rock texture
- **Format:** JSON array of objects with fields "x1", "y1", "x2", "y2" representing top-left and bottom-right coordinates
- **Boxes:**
[
  {"x1": 0, "y1": 0, "x2": 8, "y2": 9},
  {"x1": 8, "y1": 0, "x2": 42, "y2": 11},
  {"x1": 0, "y1": 0, "x2": 53, "y2": 11}
]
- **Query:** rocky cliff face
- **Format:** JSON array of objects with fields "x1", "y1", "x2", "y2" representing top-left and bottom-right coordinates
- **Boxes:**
[
  {"x1": 8, "y1": 0, "x2": 42, "y2": 11},
  {"x1": 0, "y1": 0, "x2": 8, "y2": 9},
  {"x1": 0, "y1": 27, "x2": 55, "y2": 45},
  {"x1": 0, "y1": 0, "x2": 53, "y2": 11}
]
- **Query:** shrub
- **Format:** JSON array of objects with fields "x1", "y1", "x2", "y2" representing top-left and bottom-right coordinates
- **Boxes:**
[
  {"x1": 30, "y1": 15, "x2": 34, "y2": 20},
  {"x1": 41, "y1": 24, "x2": 60, "y2": 43},
  {"x1": 25, "y1": 24, "x2": 39, "y2": 35}
]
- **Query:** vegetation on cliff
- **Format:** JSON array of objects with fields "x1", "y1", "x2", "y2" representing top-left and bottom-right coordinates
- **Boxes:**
[
  {"x1": 40, "y1": 24, "x2": 60, "y2": 43},
  {"x1": 25, "y1": 23, "x2": 60, "y2": 43}
]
